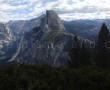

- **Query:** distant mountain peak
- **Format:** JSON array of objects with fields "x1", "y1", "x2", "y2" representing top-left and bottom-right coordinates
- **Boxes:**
[{"x1": 40, "y1": 10, "x2": 65, "y2": 32}]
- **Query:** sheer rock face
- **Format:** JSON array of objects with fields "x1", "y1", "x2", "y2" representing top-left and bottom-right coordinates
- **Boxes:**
[
  {"x1": 13, "y1": 10, "x2": 72, "y2": 65},
  {"x1": 44, "y1": 11, "x2": 65, "y2": 31},
  {"x1": 0, "y1": 23, "x2": 14, "y2": 48},
  {"x1": 9, "y1": 10, "x2": 93, "y2": 66},
  {"x1": 0, "y1": 23, "x2": 15, "y2": 62}
]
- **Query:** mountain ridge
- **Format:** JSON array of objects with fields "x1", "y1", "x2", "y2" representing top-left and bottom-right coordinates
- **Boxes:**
[
  {"x1": 7, "y1": 10, "x2": 94, "y2": 65},
  {"x1": 0, "y1": 10, "x2": 98, "y2": 65}
]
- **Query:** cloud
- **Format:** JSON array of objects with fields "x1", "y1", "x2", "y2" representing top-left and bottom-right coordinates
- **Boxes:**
[{"x1": 0, "y1": 0, "x2": 110, "y2": 22}]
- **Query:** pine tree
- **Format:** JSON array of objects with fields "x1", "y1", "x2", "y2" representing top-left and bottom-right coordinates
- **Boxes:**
[
  {"x1": 98, "y1": 23, "x2": 109, "y2": 48},
  {"x1": 96, "y1": 23, "x2": 110, "y2": 68}
]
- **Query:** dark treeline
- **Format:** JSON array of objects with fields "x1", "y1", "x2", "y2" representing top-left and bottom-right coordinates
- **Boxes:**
[
  {"x1": 0, "y1": 64, "x2": 110, "y2": 90},
  {"x1": 69, "y1": 23, "x2": 110, "y2": 69}
]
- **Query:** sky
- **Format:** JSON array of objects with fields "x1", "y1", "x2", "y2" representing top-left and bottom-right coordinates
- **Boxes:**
[{"x1": 0, "y1": 0, "x2": 110, "y2": 22}]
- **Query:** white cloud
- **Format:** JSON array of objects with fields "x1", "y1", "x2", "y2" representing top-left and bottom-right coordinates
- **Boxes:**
[{"x1": 0, "y1": 0, "x2": 110, "y2": 22}]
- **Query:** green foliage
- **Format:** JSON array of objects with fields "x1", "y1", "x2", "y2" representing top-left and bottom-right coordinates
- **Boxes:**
[{"x1": 0, "y1": 64, "x2": 110, "y2": 90}]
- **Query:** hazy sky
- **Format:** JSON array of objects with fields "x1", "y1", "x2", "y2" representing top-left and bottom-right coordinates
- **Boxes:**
[{"x1": 0, "y1": 0, "x2": 110, "y2": 22}]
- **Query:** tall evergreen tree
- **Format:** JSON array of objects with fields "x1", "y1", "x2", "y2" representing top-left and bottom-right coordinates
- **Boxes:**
[
  {"x1": 96, "y1": 23, "x2": 110, "y2": 68},
  {"x1": 98, "y1": 23, "x2": 109, "y2": 48}
]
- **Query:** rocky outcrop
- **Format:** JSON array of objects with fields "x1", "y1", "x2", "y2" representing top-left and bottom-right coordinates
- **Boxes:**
[
  {"x1": 8, "y1": 10, "x2": 94, "y2": 66},
  {"x1": 0, "y1": 23, "x2": 14, "y2": 48},
  {"x1": 0, "y1": 23, "x2": 15, "y2": 63},
  {"x1": 40, "y1": 10, "x2": 65, "y2": 32},
  {"x1": 9, "y1": 10, "x2": 72, "y2": 65}
]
